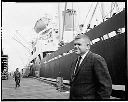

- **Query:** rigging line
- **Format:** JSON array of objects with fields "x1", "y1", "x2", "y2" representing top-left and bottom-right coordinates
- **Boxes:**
[
  {"x1": 13, "y1": 33, "x2": 28, "y2": 48},
  {"x1": 76, "y1": 2, "x2": 80, "y2": 28},
  {"x1": 83, "y1": 2, "x2": 93, "y2": 26},
  {"x1": 110, "y1": 2, "x2": 116, "y2": 17},
  {"x1": 10, "y1": 39, "x2": 29, "y2": 66},
  {"x1": 12, "y1": 35, "x2": 31, "y2": 51},
  {"x1": 62, "y1": 2, "x2": 67, "y2": 41},
  {"x1": 110, "y1": 2, "x2": 113, "y2": 18},
  {"x1": 72, "y1": 2, "x2": 75, "y2": 36},
  {"x1": 86, "y1": 2, "x2": 99, "y2": 30},
  {"x1": 58, "y1": 2, "x2": 61, "y2": 42},
  {"x1": 11, "y1": 36, "x2": 31, "y2": 52},
  {"x1": 16, "y1": 30, "x2": 30, "y2": 45},
  {"x1": 103, "y1": 3, "x2": 115, "y2": 19},
  {"x1": 105, "y1": 2, "x2": 120, "y2": 17},
  {"x1": 87, "y1": 2, "x2": 99, "y2": 29},
  {"x1": 100, "y1": 2, "x2": 105, "y2": 22},
  {"x1": 13, "y1": 31, "x2": 31, "y2": 50},
  {"x1": 114, "y1": 2, "x2": 120, "y2": 13},
  {"x1": 15, "y1": 30, "x2": 31, "y2": 46}
]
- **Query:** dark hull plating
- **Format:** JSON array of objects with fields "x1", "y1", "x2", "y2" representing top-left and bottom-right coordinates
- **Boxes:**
[{"x1": 29, "y1": 10, "x2": 126, "y2": 86}]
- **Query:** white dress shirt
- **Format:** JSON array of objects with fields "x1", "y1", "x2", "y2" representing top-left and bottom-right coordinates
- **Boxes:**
[
  {"x1": 74, "y1": 50, "x2": 89, "y2": 74},
  {"x1": 79, "y1": 50, "x2": 89, "y2": 66}
]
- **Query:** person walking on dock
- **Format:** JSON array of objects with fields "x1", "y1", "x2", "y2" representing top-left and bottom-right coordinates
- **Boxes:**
[{"x1": 13, "y1": 68, "x2": 21, "y2": 88}]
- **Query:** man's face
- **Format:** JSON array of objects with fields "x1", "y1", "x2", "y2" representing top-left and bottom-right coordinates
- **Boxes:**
[
  {"x1": 74, "y1": 38, "x2": 89, "y2": 55},
  {"x1": 16, "y1": 68, "x2": 19, "y2": 71}
]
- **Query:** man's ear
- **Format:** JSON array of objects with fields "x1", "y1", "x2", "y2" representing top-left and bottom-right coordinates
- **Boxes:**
[{"x1": 87, "y1": 43, "x2": 90, "y2": 49}]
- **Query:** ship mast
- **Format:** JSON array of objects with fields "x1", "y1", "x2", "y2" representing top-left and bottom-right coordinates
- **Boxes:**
[
  {"x1": 101, "y1": 2, "x2": 105, "y2": 22},
  {"x1": 58, "y1": 2, "x2": 67, "y2": 43},
  {"x1": 62, "y1": 2, "x2": 67, "y2": 41},
  {"x1": 86, "y1": 2, "x2": 98, "y2": 30},
  {"x1": 58, "y1": 2, "x2": 61, "y2": 42}
]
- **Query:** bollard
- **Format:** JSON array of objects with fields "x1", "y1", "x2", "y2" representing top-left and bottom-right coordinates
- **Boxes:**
[{"x1": 56, "y1": 77, "x2": 63, "y2": 92}]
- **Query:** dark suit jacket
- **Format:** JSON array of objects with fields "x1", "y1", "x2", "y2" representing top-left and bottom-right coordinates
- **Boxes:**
[{"x1": 70, "y1": 51, "x2": 112, "y2": 99}]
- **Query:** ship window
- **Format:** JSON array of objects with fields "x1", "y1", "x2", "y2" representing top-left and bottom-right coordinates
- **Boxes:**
[
  {"x1": 122, "y1": 27, "x2": 125, "y2": 33},
  {"x1": 108, "y1": 31, "x2": 117, "y2": 38},
  {"x1": 63, "y1": 53, "x2": 67, "y2": 56},
  {"x1": 52, "y1": 58, "x2": 55, "y2": 61},
  {"x1": 103, "y1": 34, "x2": 109, "y2": 40},
  {"x1": 58, "y1": 55, "x2": 62, "y2": 58},
  {"x1": 54, "y1": 57, "x2": 57, "y2": 60},
  {"x1": 115, "y1": 27, "x2": 125, "y2": 34},
  {"x1": 91, "y1": 38, "x2": 100, "y2": 44},
  {"x1": 100, "y1": 37, "x2": 104, "y2": 41},
  {"x1": 69, "y1": 49, "x2": 73, "y2": 54}
]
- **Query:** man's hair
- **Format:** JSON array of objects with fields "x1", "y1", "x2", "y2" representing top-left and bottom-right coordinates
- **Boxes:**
[{"x1": 74, "y1": 34, "x2": 91, "y2": 44}]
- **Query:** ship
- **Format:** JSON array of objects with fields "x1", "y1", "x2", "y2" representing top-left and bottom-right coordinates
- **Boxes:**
[{"x1": 22, "y1": 2, "x2": 126, "y2": 99}]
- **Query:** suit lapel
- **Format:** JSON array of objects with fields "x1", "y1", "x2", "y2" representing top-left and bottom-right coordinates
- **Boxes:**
[
  {"x1": 71, "y1": 58, "x2": 78, "y2": 81},
  {"x1": 74, "y1": 51, "x2": 92, "y2": 76}
]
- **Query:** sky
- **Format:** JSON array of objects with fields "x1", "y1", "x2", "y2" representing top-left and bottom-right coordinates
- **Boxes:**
[
  {"x1": 2, "y1": 2, "x2": 59, "y2": 72},
  {"x1": 2, "y1": 2, "x2": 125, "y2": 72}
]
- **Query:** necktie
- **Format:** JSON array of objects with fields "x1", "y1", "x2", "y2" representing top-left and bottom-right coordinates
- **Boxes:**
[{"x1": 74, "y1": 56, "x2": 82, "y2": 74}]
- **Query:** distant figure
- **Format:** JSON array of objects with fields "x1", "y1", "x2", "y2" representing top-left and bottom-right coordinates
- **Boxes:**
[
  {"x1": 70, "y1": 34, "x2": 112, "y2": 99},
  {"x1": 13, "y1": 68, "x2": 21, "y2": 88},
  {"x1": 56, "y1": 72, "x2": 63, "y2": 91}
]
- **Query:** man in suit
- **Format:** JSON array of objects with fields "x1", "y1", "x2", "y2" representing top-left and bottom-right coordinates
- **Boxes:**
[{"x1": 70, "y1": 34, "x2": 112, "y2": 99}]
